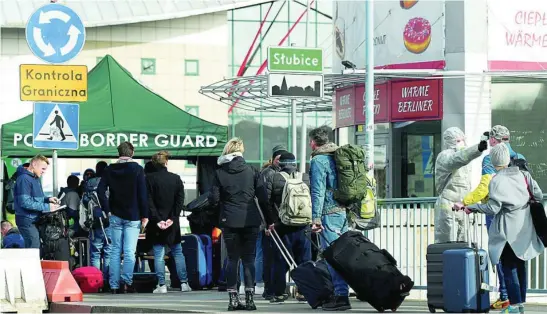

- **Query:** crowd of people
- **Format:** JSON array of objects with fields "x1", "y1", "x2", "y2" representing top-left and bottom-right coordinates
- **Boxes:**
[{"x1": 3, "y1": 124, "x2": 544, "y2": 314}]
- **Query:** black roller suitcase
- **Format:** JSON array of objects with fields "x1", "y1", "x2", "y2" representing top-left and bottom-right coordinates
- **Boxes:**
[{"x1": 426, "y1": 211, "x2": 475, "y2": 313}]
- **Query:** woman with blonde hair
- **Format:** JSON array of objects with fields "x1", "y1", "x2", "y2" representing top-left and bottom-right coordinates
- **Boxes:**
[
  {"x1": 145, "y1": 150, "x2": 191, "y2": 293},
  {"x1": 461, "y1": 143, "x2": 544, "y2": 314},
  {"x1": 209, "y1": 138, "x2": 264, "y2": 311}
]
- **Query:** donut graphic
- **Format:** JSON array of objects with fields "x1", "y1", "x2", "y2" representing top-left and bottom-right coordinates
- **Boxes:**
[
  {"x1": 400, "y1": 0, "x2": 418, "y2": 9},
  {"x1": 403, "y1": 17, "x2": 431, "y2": 54}
]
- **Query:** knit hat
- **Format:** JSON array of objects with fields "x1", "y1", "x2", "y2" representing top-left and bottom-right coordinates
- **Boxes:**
[
  {"x1": 490, "y1": 143, "x2": 511, "y2": 167},
  {"x1": 272, "y1": 144, "x2": 288, "y2": 158},
  {"x1": 279, "y1": 152, "x2": 296, "y2": 165},
  {"x1": 490, "y1": 125, "x2": 510, "y2": 141}
]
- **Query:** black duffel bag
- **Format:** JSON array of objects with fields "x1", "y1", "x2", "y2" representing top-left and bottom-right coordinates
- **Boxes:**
[
  {"x1": 321, "y1": 231, "x2": 414, "y2": 312},
  {"x1": 187, "y1": 192, "x2": 214, "y2": 212}
]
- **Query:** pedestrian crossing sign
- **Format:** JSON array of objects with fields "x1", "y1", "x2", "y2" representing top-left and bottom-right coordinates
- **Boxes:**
[{"x1": 33, "y1": 102, "x2": 79, "y2": 150}]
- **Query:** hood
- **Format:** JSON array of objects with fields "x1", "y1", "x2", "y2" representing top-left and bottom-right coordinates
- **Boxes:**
[
  {"x1": 311, "y1": 142, "x2": 339, "y2": 157},
  {"x1": 280, "y1": 163, "x2": 297, "y2": 174},
  {"x1": 108, "y1": 161, "x2": 142, "y2": 177},
  {"x1": 59, "y1": 187, "x2": 78, "y2": 194},
  {"x1": 217, "y1": 152, "x2": 243, "y2": 166},
  {"x1": 83, "y1": 168, "x2": 96, "y2": 180},
  {"x1": 16, "y1": 164, "x2": 28, "y2": 176},
  {"x1": 443, "y1": 127, "x2": 466, "y2": 149},
  {"x1": 6, "y1": 227, "x2": 21, "y2": 236},
  {"x1": 219, "y1": 156, "x2": 248, "y2": 174}
]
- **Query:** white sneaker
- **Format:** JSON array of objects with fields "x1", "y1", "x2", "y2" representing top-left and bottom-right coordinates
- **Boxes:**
[
  {"x1": 180, "y1": 283, "x2": 192, "y2": 292},
  {"x1": 153, "y1": 285, "x2": 167, "y2": 294},
  {"x1": 255, "y1": 283, "x2": 264, "y2": 295},
  {"x1": 239, "y1": 286, "x2": 245, "y2": 295}
]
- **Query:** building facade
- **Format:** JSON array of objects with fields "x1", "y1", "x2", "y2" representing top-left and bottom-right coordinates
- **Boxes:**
[
  {"x1": 332, "y1": 0, "x2": 547, "y2": 198},
  {"x1": 227, "y1": 1, "x2": 334, "y2": 170},
  {"x1": 0, "y1": 2, "x2": 232, "y2": 192}
]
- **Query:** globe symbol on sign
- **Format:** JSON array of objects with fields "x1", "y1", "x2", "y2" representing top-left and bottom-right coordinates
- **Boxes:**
[{"x1": 25, "y1": 3, "x2": 86, "y2": 64}]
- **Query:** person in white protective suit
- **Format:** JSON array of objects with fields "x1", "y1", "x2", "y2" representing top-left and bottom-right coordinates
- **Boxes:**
[{"x1": 434, "y1": 127, "x2": 488, "y2": 243}]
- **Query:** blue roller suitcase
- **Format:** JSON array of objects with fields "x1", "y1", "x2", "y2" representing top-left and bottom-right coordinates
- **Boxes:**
[
  {"x1": 181, "y1": 234, "x2": 208, "y2": 290},
  {"x1": 442, "y1": 213, "x2": 490, "y2": 313},
  {"x1": 443, "y1": 248, "x2": 490, "y2": 313},
  {"x1": 198, "y1": 234, "x2": 214, "y2": 288}
]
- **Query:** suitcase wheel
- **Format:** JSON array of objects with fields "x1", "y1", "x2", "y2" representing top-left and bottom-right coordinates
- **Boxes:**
[{"x1": 428, "y1": 305, "x2": 436, "y2": 313}]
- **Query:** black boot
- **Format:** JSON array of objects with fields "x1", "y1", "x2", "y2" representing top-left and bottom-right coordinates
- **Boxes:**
[
  {"x1": 245, "y1": 290, "x2": 257, "y2": 311},
  {"x1": 228, "y1": 291, "x2": 245, "y2": 311},
  {"x1": 322, "y1": 296, "x2": 351, "y2": 311}
]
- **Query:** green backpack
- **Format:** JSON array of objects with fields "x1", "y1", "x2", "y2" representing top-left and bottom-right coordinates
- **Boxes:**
[{"x1": 333, "y1": 144, "x2": 367, "y2": 205}]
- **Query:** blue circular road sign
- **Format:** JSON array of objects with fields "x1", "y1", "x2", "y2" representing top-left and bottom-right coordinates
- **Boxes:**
[{"x1": 25, "y1": 3, "x2": 86, "y2": 64}]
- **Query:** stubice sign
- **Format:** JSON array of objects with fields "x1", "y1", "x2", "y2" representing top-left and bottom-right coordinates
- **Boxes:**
[{"x1": 13, "y1": 132, "x2": 219, "y2": 148}]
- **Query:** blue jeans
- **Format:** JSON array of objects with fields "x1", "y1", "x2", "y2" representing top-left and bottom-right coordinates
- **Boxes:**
[
  {"x1": 153, "y1": 243, "x2": 188, "y2": 286},
  {"x1": 500, "y1": 245, "x2": 527, "y2": 305},
  {"x1": 486, "y1": 216, "x2": 508, "y2": 300},
  {"x1": 90, "y1": 227, "x2": 112, "y2": 282},
  {"x1": 271, "y1": 226, "x2": 312, "y2": 296},
  {"x1": 15, "y1": 216, "x2": 40, "y2": 249},
  {"x1": 108, "y1": 215, "x2": 141, "y2": 289},
  {"x1": 320, "y1": 211, "x2": 349, "y2": 296},
  {"x1": 240, "y1": 230, "x2": 264, "y2": 284}
]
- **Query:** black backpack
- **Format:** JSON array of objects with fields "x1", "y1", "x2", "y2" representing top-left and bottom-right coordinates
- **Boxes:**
[
  {"x1": 35, "y1": 210, "x2": 69, "y2": 260},
  {"x1": 510, "y1": 155, "x2": 531, "y2": 173}
]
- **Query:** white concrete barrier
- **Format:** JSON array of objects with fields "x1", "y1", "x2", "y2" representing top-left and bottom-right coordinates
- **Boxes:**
[{"x1": 0, "y1": 249, "x2": 48, "y2": 313}]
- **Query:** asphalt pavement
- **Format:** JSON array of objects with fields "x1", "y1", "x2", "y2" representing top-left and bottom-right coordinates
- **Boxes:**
[{"x1": 49, "y1": 290, "x2": 546, "y2": 313}]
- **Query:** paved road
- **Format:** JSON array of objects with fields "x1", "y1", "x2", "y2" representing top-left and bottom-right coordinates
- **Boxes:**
[{"x1": 50, "y1": 291, "x2": 546, "y2": 313}]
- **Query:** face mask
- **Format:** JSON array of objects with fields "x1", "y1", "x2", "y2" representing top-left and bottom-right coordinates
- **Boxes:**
[{"x1": 456, "y1": 141, "x2": 466, "y2": 150}]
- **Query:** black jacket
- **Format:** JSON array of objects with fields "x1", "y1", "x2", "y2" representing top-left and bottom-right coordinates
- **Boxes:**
[
  {"x1": 97, "y1": 161, "x2": 148, "y2": 221},
  {"x1": 209, "y1": 156, "x2": 262, "y2": 228},
  {"x1": 145, "y1": 167, "x2": 185, "y2": 246},
  {"x1": 262, "y1": 164, "x2": 310, "y2": 225}
]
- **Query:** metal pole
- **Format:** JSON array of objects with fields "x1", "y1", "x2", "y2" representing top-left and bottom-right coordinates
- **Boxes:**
[
  {"x1": 299, "y1": 0, "x2": 310, "y2": 173},
  {"x1": 365, "y1": 0, "x2": 375, "y2": 176},
  {"x1": 299, "y1": 113, "x2": 307, "y2": 172},
  {"x1": 290, "y1": 40, "x2": 297, "y2": 158},
  {"x1": 52, "y1": 149, "x2": 58, "y2": 196},
  {"x1": 291, "y1": 99, "x2": 297, "y2": 158}
]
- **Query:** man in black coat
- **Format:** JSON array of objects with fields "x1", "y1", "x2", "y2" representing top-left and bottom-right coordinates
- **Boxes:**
[{"x1": 261, "y1": 151, "x2": 312, "y2": 303}]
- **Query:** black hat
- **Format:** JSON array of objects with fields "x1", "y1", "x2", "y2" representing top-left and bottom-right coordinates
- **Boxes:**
[
  {"x1": 279, "y1": 152, "x2": 296, "y2": 164},
  {"x1": 272, "y1": 144, "x2": 288, "y2": 158}
]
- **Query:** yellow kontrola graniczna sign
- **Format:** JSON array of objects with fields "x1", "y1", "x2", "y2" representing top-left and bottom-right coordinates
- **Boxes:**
[{"x1": 19, "y1": 64, "x2": 88, "y2": 102}]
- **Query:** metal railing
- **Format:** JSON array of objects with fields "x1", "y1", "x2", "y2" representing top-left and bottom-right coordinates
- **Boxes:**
[{"x1": 364, "y1": 195, "x2": 547, "y2": 294}]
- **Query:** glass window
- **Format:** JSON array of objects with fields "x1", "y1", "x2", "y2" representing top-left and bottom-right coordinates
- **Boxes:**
[
  {"x1": 262, "y1": 114, "x2": 289, "y2": 160},
  {"x1": 233, "y1": 113, "x2": 261, "y2": 161},
  {"x1": 491, "y1": 79, "x2": 547, "y2": 191},
  {"x1": 405, "y1": 135, "x2": 435, "y2": 197},
  {"x1": 140, "y1": 58, "x2": 156, "y2": 75},
  {"x1": 184, "y1": 59, "x2": 199, "y2": 76}
]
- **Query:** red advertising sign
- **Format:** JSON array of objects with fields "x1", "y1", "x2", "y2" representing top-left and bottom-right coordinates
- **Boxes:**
[
  {"x1": 390, "y1": 79, "x2": 443, "y2": 122},
  {"x1": 354, "y1": 83, "x2": 389, "y2": 124},
  {"x1": 334, "y1": 86, "x2": 355, "y2": 128}
]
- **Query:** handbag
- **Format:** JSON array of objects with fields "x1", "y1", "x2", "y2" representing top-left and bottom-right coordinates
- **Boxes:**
[{"x1": 523, "y1": 173, "x2": 547, "y2": 246}]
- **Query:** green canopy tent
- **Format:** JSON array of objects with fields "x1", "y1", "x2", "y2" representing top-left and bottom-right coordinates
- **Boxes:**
[{"x1": 0, "y1": 55, "x2": 227, "y2": 159}]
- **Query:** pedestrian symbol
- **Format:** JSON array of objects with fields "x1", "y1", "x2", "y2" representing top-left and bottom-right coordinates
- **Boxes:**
[
  {"x1": 33, "y1": 102, "x2": 79, "y2": 150},
  {"x1": 25, "y1": 3, "x2": 86, "y2": 64}
]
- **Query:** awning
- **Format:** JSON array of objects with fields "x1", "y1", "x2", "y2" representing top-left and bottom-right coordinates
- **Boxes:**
[{"x1": 199, "y1": 70, "x2": 547, "y2": 113}]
